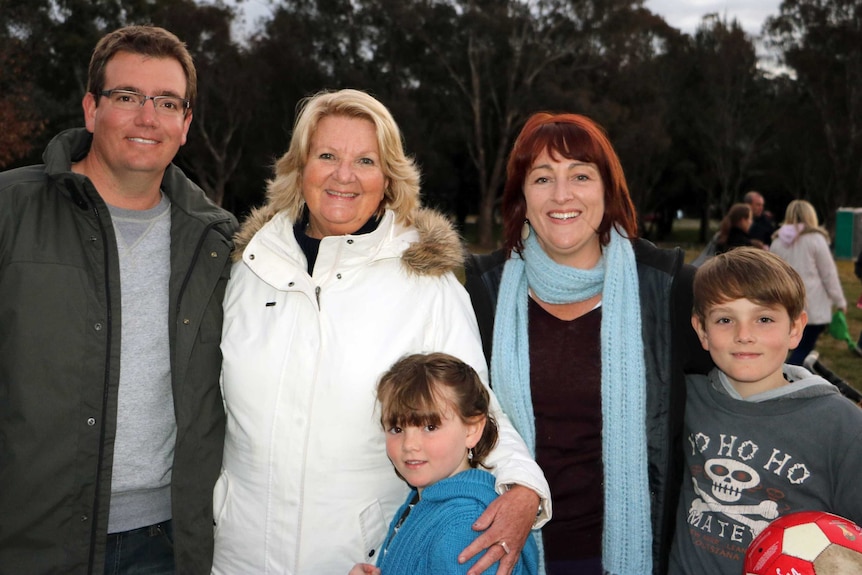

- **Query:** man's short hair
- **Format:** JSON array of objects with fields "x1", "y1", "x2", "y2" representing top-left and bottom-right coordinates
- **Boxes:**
[
  {"x1": 743, "y1": 191, "x2": 764, "y2": 206},
  {"x1": 87, "y1": 25, "x2": 197, "y2": 107}
]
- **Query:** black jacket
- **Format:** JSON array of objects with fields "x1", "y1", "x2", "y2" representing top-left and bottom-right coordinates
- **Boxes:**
[
  {"x1": 0, "y1": 129, "x2": 237, "y2": 574},
  {"x1": 715, "y1": 226, "x2": 753, "y2": 254},
  {"x1": 464, "y1": 238, "x2": 711, "y2": 575}
]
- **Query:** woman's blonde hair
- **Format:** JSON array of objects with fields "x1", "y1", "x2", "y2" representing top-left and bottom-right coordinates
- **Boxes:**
[
  {"x1": 781, "y1": 199, "x2": 829, "y2": 239},
  {"x1": 265, "y1": 89, "x2": 421, "y2": 226}
]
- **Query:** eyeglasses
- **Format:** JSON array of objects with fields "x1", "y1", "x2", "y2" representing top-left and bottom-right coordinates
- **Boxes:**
[{"x1": 99, "y1": 89, "x2": 190, "y2": 116}]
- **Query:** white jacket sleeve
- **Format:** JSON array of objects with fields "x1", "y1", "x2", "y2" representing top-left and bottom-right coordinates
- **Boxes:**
[{"x1": 430, "y1": 274, "x2": 552, "y2": 527}]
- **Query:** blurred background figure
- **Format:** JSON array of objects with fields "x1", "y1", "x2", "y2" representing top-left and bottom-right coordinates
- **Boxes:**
[
  {"x1": 715, "y1": 203, "x2": 754, "y2": 255},
  {"x1": 744, "y1": 191, "x2": 777, "y2": 249},
  {"x1": 770, "y1": 199, "x2": 846, "y2": 366}
]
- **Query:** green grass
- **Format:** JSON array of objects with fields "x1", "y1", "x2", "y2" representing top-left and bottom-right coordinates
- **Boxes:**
[{"x1": 809, "y1": 258, "x2": 862, "y2": 392}]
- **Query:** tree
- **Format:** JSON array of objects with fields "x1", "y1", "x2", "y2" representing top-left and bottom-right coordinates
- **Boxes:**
[
  {"x1": 0, "y1": 0, "x2": 129, "y2": 162},
  {"x1": 0, "y1": 0, "x2": 258, "y2": 207},
  {"x1": 230, "y1": 0, "x2": 349, "y2": 214},
  {"x1": 0, "y1": 41, "x2": 46, "y2": 168},
  {"x1": 366, "y1": 0, "x2": 611, "y2": 249},
  {"x1": 766, "y1": 0, "x2": 862, "y2": 220},
  {"x1": 153, "y1": 0, "x2": 257, "y2": 208},
  {"x1": 757, "y1": 75, "x2": 834, "y2": 219},
  {"x1": 582, "y1": 5, "x2": 685, "y2": 236},
  {"x1": 666, "y1": 14, "x2": 774, "y2": 239}
]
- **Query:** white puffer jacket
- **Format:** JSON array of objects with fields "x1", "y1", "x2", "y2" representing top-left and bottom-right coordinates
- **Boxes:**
[{"x1": 212, "y1": 208, "x2": 550, "y2": 574}]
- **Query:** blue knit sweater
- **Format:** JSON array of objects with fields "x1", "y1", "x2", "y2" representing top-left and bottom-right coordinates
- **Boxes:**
[{"x1": 376, "y1": 469, "x2": 539, "y2": 574}]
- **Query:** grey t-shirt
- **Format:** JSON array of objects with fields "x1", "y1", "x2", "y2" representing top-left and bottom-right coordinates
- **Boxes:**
[{"x1": 106, "y1": 194, "x2": 175, "y2": 533}]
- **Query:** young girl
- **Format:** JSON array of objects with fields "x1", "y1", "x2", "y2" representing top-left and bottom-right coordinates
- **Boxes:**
[{"x1": 350, "y1": 353, "x2": 539, "y2": 575}]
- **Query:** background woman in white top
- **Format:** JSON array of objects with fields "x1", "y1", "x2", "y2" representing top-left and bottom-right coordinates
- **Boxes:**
[
  {"x1": 212, "y1": 89, "x2": 550, "y2": 575},
  {"x1": 770, "y1": 199, "x2": 847, "y2": 365}
]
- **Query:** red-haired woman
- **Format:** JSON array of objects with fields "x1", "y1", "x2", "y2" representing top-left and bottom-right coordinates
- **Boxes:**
[{"x1": 465, "y1": 113, "x2": 710, "y2": 575}]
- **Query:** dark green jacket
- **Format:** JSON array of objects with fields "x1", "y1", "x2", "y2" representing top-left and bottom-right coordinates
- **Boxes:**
[{"x1": 0, "y1": 128, "x2": 237, "y2": 574}]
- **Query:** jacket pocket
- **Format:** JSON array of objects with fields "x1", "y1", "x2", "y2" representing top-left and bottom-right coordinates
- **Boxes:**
[
  {"x1": 359, "y1": 500, "x2": 388, "y2": 564},
  {"x1": 212, "y1": 468, "x2": 230, "y2": 534}
]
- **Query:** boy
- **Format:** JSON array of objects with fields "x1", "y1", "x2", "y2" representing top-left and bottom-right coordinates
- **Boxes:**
[{"x1": 668, "y1": 247, "x2": 862, "y2": 574}]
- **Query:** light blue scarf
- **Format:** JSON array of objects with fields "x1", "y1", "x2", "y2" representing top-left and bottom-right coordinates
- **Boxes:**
[{"x1": 491, "y1": 228, "x2": 651, "y2": 575}]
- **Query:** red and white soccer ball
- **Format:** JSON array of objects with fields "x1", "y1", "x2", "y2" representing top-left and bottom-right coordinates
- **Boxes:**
[{"x1": 744, "y1": 511, "x2": 862, "y2": 575}]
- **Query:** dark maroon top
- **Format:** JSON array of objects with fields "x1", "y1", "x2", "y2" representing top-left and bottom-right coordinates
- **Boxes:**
[{"x1": 528, "y1": 297, "x2": 603, "y2": 561}]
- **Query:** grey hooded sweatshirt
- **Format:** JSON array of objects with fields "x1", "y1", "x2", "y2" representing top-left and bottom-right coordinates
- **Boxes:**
[{"x1": 669, "y1": 365, "x2": 862, "y2": 575}]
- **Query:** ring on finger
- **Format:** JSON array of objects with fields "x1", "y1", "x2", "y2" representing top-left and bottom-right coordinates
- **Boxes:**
[{"x1": 498, "y1": 541, "x2": 511, "y2": 555}]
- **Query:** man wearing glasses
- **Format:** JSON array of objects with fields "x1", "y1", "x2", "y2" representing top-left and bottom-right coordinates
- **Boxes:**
[{"x1": 0, "y1": 25, "x2": 237, "y2": 574}]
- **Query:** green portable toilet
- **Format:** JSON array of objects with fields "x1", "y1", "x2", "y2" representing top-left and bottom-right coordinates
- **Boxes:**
[{"x1": 835, "y1": 208, "x2": 862, "y2": 260}]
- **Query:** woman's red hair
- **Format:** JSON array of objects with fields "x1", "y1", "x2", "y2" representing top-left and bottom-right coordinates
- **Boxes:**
[{"x1": 501, "y1": 112, "x2": 638, "y2": 254}]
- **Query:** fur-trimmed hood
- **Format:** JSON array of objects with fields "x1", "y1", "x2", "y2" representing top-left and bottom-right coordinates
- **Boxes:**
[{"x1": 232, "y1": 205, "x2": 465, "y2": 277}]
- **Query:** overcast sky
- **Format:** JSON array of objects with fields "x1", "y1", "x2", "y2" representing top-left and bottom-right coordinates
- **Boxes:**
[
  {"x1": 644, "y1": 0, "x2": 783, "y2": 36},
  {"x1": 228, "y1": 0, "x2": 785, "y2": 42}
]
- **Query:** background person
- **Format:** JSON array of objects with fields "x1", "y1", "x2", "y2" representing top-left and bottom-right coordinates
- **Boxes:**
[
  {"x1": 714, "y1": 203, "x2": 754, "y2": 254},
  {"x1": 743, "y1": 190, "x2": 777, "y2": 248},
  {"x1": 465, "y1": 112, "x2": 711, "y2": 575},
  {"x1": 350, "y1": 352, "x2": 539, "y2": 575},
  {"x1": 212, "y1": 89, "x2": 550, "y2": 575},
  {"x1": 0, "y1": 25, "x2": 237, "y2": 574},
  {"x1": 770, "y1": 199, "x2": 846, "y2": 365}
]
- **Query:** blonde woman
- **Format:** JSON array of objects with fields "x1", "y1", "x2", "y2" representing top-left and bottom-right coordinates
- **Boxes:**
[
  {"x1": 212, "y1": 89, "x2": 549, "y2": 575},
  {"x1": 770, "y1": 200, "x2": 847, "y2": 365}
]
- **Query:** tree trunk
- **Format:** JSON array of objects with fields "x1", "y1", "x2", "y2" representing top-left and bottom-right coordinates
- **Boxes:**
[{"x1": 477, "y1": 187, "x2": 497, "y2": 250}]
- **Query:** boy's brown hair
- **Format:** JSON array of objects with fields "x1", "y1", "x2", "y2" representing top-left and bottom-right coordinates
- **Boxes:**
[
  {"x1": 693, "y1": 247, "x2": 806, "y2": 322},
  {"x1": 377, "y1": 352, "x2": 498, "y2": 469}
]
